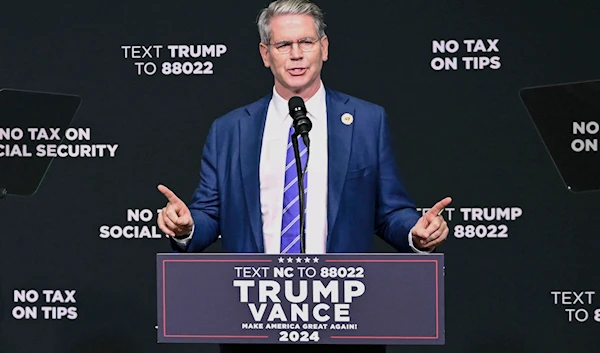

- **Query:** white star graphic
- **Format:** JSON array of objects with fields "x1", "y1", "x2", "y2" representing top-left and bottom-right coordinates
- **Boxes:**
[
  {"x1": 296, "y1": 257, "x2": 302, "y2": 263},
  {"x1": 304, "y1": 257, "x2": 311, "y2": 263},
  {"x1": 278, "y1": 257, "x2": 284, "y2": 263},
  {"x1": 287, "y1": 257, "x2": 293, "y2": 263},
  {"x1": 313, "y1": 257, "x2": 319, "y2": 263}
]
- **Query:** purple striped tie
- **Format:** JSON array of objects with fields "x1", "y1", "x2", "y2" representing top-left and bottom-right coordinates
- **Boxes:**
[{"x1": 280, "y1": 125, "x2": 308, "y2": 254}]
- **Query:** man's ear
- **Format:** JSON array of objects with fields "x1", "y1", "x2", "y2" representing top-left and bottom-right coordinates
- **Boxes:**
[
  {"x1": 259, "y1": 43, "x2": 271, "y2": 68},
  {"x1": 320, "y1": 35, "x2": 329, "y2": 62}
]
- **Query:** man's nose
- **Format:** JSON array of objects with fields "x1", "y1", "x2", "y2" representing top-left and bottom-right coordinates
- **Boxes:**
[{"x1": 289, "y1": 43, "x2": 303, "y2": 59}]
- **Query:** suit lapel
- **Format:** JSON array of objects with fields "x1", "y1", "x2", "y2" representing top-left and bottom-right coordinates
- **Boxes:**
[
  {"x1": 240, "y1": 95, "x2": 270, "y2": 252},
  {"x1": 326, "y1": 88, "x2": 354, "y2": 250}
]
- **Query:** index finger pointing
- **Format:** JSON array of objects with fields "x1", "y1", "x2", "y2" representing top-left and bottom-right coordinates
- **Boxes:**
[
  {"x1": 157, "y1": 184, "x2": 182, "y2": 204},
  {"x1": 425, "y1": 197, "x2": 453, "y2": 219}
]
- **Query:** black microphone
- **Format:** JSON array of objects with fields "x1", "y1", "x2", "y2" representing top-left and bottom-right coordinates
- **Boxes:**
[{"x1": 288, "y1": 96, "x2": 312, "y2": 148}]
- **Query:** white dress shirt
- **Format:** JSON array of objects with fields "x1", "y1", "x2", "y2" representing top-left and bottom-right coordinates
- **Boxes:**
[
  {"x1": 260, "y1": 82, "x2": 328, "y2": 254},
  {"x1": 174, "y1": 81, "x2": 426, "y2": 253}
]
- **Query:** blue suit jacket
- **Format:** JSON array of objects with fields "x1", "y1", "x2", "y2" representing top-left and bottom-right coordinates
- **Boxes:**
[{"x1": 175, "y1": 87, "x2": 420, "y2": 253}]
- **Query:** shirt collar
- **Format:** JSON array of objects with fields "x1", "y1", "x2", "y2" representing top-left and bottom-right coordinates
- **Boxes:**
[{"x1": 271, "y1": 80, "x2": 326, "y2": 123}]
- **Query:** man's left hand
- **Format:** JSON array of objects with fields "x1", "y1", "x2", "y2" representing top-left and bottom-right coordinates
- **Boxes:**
[{"x1": 411, "y1": 197, "x2": 452, "y2": 250}]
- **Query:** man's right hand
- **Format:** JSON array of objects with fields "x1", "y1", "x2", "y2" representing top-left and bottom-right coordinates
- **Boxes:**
[{"x1": 157, "y1": 184, "x2": 194, "y2": 238}]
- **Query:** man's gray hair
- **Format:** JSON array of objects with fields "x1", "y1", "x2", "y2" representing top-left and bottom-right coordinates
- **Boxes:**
[{"x1": 257, "y1": 0, "x2": 327, "y2": 44}]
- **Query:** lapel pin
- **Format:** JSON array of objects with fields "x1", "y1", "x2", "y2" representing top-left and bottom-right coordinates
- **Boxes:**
[{"x1": 341, "y1": 113, "x2": 353, "y2": 125}]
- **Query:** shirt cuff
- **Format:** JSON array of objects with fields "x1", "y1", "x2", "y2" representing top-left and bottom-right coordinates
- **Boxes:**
[
  {"x1": 408, "y1": 228, "x2": 433, "y2": 253},
  {"x1": 172, "y1": 224, "x2": 194, "y2": 246}
]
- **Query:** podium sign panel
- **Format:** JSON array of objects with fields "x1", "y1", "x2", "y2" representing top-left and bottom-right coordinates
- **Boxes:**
[{"x1": 157, "y1": 253, "x2": 444, "y2": 345}]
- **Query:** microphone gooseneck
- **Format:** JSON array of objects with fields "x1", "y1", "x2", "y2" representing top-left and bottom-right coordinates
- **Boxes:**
[{"x1": 288, "y1": 96, "x2": 312, "y2": 254}]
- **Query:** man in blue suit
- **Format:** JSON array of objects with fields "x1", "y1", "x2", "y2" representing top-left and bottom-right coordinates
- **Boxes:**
[{"x1": 157, "y1": 0, "x2": 450, "y2": 352}]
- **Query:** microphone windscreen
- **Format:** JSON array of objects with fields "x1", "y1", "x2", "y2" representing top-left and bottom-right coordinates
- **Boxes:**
[{"x1": 288, "y1": 96, "x2": 306, "y2": 116}]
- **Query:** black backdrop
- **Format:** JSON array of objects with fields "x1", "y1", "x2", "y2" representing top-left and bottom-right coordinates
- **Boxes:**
[{"x1": 1, "y1": 0, "x2": 599, "y2": 352}]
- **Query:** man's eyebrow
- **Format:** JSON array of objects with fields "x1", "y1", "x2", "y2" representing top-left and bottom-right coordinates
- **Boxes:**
[{"x1": 273, "y1": 37, "x2": 317, "y2": 43}]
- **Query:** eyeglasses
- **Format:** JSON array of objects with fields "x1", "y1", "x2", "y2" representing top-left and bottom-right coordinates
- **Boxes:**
[{"x1": 268, "y1": 37, "x2": 321, "y2": 54}]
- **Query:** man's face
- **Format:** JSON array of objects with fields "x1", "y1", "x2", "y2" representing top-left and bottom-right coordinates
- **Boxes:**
[{"x1": 260, "y1": 14, "x2": 329, "y2": 99}]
